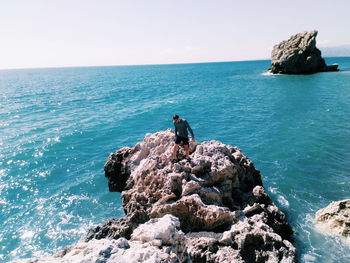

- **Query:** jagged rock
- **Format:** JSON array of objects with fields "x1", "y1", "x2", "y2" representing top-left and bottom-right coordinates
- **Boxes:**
[
  {"x1": 15, "y1": 130, "x2": 296, "y2": 263},
  {"x1": 104, "y1": 147, "x2": 133, "y2": 191},
  {"x1": 95, "y1": 130, "x2": 294, "y2": 262},
  {"x1": 186, "y1": 215, "x2": 296, "y2": 263},
  {"x1": 268, "y1": 30, "x2": 339, "y2": 74},
  {"x1": 150, "y1": 194, "x2": 235, "y2": 232},
  {"x1": 101, "y1": 129, "x2": 264, "y2": 233},
  {"x1": 85, "y1": 216, "x2": 134, "y2": 241},
  {"x1": 13, "y1": 215, "x2": 189, "y2": 263},
  {"x1": 315, "y1": 199, "x2": 350, "y2": 239},
  {"x1": 247, "y1": 186, "x2": 293, "y2": 240}
]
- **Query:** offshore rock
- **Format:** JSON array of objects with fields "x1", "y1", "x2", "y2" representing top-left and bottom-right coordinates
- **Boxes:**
[
  {"x1": 268, "y1": 30, "x2": 339, "y2": 74},
  {"x1": 315, "y1": 199, "x2": 350, "y2": 240},
  {"x1": 15, "y1": 130, "x2": 296, "y2": 263}
]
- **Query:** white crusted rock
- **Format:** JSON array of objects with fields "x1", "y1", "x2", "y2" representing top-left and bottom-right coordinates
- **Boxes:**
[
  {"x1": 13, "y1": 217, "x2": 189, "y2": 263},
  {"x1": 131, "y1": 214, "x2": 184, "y2": 246},
  {"x1": 315, "y1": 199, "x2": 350, "y2": 239}
]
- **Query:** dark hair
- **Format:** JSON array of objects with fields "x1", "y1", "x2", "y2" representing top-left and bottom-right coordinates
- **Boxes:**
[{"x1": 173, "y1": 114, "x2": 179, "y2": 120}]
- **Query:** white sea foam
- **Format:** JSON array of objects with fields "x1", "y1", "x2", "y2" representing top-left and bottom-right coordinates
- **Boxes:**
[
  {"x1": 47, "y1": 136, "x2": 60, "y2": 143},
  {"x1": 269, "y1": 187, "x2": 278, "y2": 194},
  {"x1": 261, "y1": 71, "x2": 274, "y2": 76},
  {"x1": 277, "y1": 195, "x2": 290, "y2": 207},
  {"x1": 33, "y1": 152, "x2": 43, "y2": 158},
  {"x1": 18, "y1": 160, "x2": 29, "y2": 166},
  {"x1": 314, "y1": 220, "x2": 350, "y2": 244},
  {"x1": 60, "y1": 194, "x2": 90, "y2": 209},
  {"x1": 303, "y1": 254, "x2": 317, "y2": 262},
  {"x1": 37, "y1": 171, "x2": 49, "y2": 177},
  {"x1": 20, "y1": 230, "x2": 35, "y2": 240},
  {"x1": 0, "y1": 169, "x2": 6, "y2": 177},
  {"x1": 268, "y1": 187, "x2": 289, "y2": 207},
  {"x1": 44, "y1": 210, "x2": 87, "y2": 240}
]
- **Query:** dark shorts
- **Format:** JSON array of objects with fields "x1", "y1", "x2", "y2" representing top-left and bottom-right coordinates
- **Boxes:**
[{"x1": 175, "y1": 136, "x2": 189, "y2": 145}]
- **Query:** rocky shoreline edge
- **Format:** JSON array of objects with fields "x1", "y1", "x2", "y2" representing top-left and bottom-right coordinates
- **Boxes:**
[{"x1": 14, "y1": 130, "x2": 297, "y2": 263}]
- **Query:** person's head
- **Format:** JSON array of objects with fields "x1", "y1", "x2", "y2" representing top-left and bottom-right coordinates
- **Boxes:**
[{"x1": 173, "y1": 114, "x2": 180, "y2": 122}]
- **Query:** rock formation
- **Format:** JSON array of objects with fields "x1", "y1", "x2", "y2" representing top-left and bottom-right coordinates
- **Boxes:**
[
  {"x1": 315, "y1": 199, "x2": 350, "y2": 240},
  {"x1": 268, "y1": 30, "x2": 339, "y2": 74},
  {"x1": 92, "y1": 130, "x2": 295, "y2": 262},
  {"x1": 14, "y1": 130, "x2": 296, "y2": 263},
  {"x1": 13, "y1": 215, "x2": 189, "y2": 263}
]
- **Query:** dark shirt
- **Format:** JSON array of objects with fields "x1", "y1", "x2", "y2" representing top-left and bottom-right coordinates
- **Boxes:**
[{"x1": 174, "y1": 119, "x2": 194, "y2": 138}]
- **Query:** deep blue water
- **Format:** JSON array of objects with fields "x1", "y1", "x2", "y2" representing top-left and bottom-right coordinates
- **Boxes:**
[{"x1": 1, "y1": 58, "x2": 350, "y2": 262}]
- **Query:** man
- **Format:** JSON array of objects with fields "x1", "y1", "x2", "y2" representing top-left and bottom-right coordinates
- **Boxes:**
[{"x1": 171, "y1": 114, "x2": 195, "y2": 162}]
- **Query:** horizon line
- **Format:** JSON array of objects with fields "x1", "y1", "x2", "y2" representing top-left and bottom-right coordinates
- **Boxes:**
[
  {"x1": 0, "y1": 58, "x2": 270, "y2": 71},
  {"x1": 0, "y1": 56, "x2": 348, "y2": 71}
]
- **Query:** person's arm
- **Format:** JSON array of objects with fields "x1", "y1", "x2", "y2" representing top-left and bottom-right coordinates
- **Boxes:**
[
  {"x1": 174, "y1": 123, "x2": 178, "y2": 137},
  {"x1": 185, "y1": 121, "x2": 194, "y2": 138}
]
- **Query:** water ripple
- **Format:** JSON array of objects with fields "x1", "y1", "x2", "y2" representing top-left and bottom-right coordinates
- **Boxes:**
[{"x1": 0, "y1": 60, "x2": 350, "y2": 262}]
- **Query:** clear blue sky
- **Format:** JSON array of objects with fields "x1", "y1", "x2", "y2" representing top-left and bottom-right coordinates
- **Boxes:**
[{"x1": 0, "y1": 0, "x2": 349, "y2": 69}]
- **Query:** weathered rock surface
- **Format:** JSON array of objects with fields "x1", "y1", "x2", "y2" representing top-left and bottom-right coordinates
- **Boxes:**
[
  {"x1": 100, "y1": 130, "x2": 266, "y2": 234},
  {"x1": 315, "y1": 199, "x2": 350, "y2": 240},
  {"x1": 13, "y1": 215, "x2": 189, "y2": 263},
  {"x1": 186, "y1": 213, "x2": 296, "y2": 263},
  {"x1": 15, "y1": 130, "x2": 296, "y2": 262},
  {"x1": 92, "y1": 130, "x2": 295, "y2": 262},
  {"x1": 268, "y1": 30, "x2": 339, "y2": 74}
]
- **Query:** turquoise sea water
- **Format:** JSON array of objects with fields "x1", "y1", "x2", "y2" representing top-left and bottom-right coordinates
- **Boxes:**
[{"x1": 1, "y1": 58, "x2": 350, "y2": 262}]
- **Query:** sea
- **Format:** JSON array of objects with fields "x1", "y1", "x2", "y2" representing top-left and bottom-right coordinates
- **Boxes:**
[{"x1": 1, "y1": 58, "x2": 350, "y2": 263}]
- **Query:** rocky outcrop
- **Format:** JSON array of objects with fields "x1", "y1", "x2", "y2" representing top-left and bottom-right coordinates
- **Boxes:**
[
  {"x1": 14, "y1": 130, "x2": 296, "y2": 263},
  {"x1": 315, "y1": 199, "x2": 350, "y2": 240},
  {"x1": 268, "y1": 30, "x2": 339, "y2": 74},
  {"x1": 91, "y1": 130, "x2": 295, "y2": 262}
]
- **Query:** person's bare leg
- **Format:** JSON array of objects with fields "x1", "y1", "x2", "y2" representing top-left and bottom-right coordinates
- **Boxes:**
[
  {"x1": 184, "y1": 144, "x2": 190, "y2": 158},
  {"x1": 172, "y1": 144, "x2": 179, "y2": 159}
]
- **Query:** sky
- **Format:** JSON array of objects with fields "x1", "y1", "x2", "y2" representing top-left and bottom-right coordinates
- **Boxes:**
[{"x1": 0, "y1": 0, "x2": 350, "y2": 69}]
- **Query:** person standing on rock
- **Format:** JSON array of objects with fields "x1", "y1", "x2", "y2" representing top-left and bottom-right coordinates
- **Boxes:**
[{"x1": 171, "y1": 114, "x2": 195, "y2": 162}]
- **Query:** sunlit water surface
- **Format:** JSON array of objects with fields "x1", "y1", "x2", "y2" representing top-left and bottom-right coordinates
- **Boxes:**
[{"x1": 1, "y1": 58, "x2": 350, "y2": 262}]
